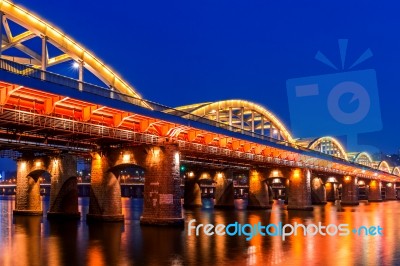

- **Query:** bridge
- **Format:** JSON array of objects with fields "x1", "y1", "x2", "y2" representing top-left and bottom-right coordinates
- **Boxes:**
[{"x1": 0, "y1": 0, "x2": 398, "y2": 225}]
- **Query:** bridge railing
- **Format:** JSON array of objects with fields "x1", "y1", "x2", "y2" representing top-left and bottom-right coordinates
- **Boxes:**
[
  {"x1": 0, "y1": 59, "x2": 394, "y2": 176},
  {"x1": 0, "y1": 59, "x2": 294, "y2": 144}
]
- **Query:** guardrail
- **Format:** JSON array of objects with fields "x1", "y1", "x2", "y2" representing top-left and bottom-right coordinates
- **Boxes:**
[
  {"x1": 0, "y1": 59, "x2": 297, "y2": 144},
  {"x1": 0, "y1": 58, "x2": 396, "y2": 178}
]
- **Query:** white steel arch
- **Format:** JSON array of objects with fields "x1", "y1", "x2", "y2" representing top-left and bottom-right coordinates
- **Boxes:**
[
  {"x1": 305, "y1": 136, "x2": 348, "y2": 160},
  {"x1": 378, "y1": 160, "x2": 390, "y2": 173},
  {"x1": 0, "y1": 0, "x2": 142, "y2": 98},
  {"x1": 348, "y1": 151, "x2": 373, "y2": 167},
  {"x1": 175, "y1": 99, "x2": 294, "y2": 143}
]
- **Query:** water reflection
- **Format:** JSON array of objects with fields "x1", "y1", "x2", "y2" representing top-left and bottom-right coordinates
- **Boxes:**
[
  {"x1": 87, "y1": 223, "x2": 123, "y2": 266},
  {"x1": 0, "y1": 197, "x2": 399, "y2": 265},
  {"x1": 47, "y1": 220, "x2": 80, "y2": 266}
]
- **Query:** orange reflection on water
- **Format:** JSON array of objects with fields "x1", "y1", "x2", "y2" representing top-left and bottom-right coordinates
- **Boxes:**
[
  {"x1": 87, "y1": 245, "x2": 105, "y2": 266},
  {"x1": 1, "y1": 197, "x2": 400, "y2": 265}
]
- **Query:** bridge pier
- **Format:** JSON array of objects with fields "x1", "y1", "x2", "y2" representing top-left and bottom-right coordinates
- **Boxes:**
[
  {"x1": 183, "y1": 170, "x2": 202, "y2": 208},
  {"x1": 14, "y1": 157, "x2": 47, "y2": 216},
  {"x1": 214, "y1": 169, "x2": 234, "y2": 208},
  {"x1": 87, "y1": 144, "x2": 183, "y2": 225},
  {"x1": 341, "y1": 176, "x2": 359, "y2": 205},
  {"x1": 47, "y1": 154, "x2": 80, "y2": 219},
  {"x1": 325, "y1": 177, "x2": 339, "y2": 202},
  {"x1": 183, "y1": 169, "x2": 216, "y2": 209},
  {"x1": 287, "y1": 168, "x2": 313, "y2": 211},
  {"x1": 385, "y1": 183, "x2": 397, "y2": 200},
  {"x1": 368, "y1": 180, "x2": 382, "y2": 202},
  {"x1": 311, "y1": 176, "x2": 327, "y2": 205},
  {"x1": 87, "y1": 151, "x2": 124, "y2": 222},
  {"x1": 140, "y1": 144, "x2": 183, "y2": 226},
  {"x1": 198, "y1": 172, "x2": 216, "y2": 209},
  {"x1": 248, "y1": 168, "x2": 271, "y2": 209}
]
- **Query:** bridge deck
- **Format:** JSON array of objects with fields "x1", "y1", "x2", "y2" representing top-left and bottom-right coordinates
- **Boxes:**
[{"x1": 0, "y1": 59, "x2": 397, "y2": 182}]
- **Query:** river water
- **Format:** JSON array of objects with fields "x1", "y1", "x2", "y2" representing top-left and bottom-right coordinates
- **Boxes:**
[{"x1": 0, "y1": 196, "x2": 399, "y2": 265}]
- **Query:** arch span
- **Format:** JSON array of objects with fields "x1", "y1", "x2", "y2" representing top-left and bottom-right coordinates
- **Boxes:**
[
  {"x1": 378, "y1": 161, "x2": 390, "y2": 173},
  {"x1": 348, "y1": 152, "x2": 373, "y2": 166},
  {"x1": 0, "y1": 0, "x2": 142, "y2": 98},
  {"x1": 297, "y1": 136, "x2": 348, "y2": 160},
  {"x1": 175, "y1": 100, "x2": 294, "y2": 142},
  {"x1": 392, "y1": 167, "x2": 400, "y2": 176}
]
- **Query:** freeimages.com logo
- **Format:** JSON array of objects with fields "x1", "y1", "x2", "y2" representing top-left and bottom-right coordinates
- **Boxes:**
[{"x1": 286, "y1": 39, "x2": 382, "y2": 147}]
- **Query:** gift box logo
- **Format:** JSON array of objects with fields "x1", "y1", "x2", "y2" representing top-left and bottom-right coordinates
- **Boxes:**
[{"x1": 286, "y1": 39, "x2": 382, "y2": 140}]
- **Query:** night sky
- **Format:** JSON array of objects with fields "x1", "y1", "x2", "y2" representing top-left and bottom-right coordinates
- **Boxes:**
[{"x1": 11, "y1": 0, "x2": 400, "y2": 154}]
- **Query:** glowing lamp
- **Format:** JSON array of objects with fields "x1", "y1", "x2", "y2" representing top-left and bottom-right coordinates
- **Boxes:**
[
  {"x1": 123, "y1": 153, "x2": 130, "y2": 163},
  {"x1": 292, "y1": 169, "x2": 301, "y2": 179}
]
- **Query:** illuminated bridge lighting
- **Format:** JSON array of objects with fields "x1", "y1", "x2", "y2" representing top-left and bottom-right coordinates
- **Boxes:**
[{"x1": 0, "y1": 0, "x2": 396, "y2": 184}]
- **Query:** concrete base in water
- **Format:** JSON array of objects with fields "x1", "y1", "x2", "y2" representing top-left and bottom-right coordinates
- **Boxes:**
[
  {"x1": 13, "y1": 210, "x2": 43, "y2": 216},
  {"x1": 86, "y1": 214, "x2": 124, "y2": 222}
]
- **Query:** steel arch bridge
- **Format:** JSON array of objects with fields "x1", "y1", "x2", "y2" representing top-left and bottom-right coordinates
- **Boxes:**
[
  {"x1": 177, "y1": 101, "x2": 397, "y2": 177},
  {"x1": 0, "y1": 0, "x2": 398, "y2": 183}
]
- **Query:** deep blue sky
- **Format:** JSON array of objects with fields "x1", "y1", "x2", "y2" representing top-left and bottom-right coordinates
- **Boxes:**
[{"x1": 12, "y1": 0, "x2": 400, "y2": 154}]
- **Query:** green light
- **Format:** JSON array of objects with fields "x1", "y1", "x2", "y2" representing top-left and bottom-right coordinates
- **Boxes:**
[{"x1": 180, "y1": 165, "x2": 186, "y2": 171}]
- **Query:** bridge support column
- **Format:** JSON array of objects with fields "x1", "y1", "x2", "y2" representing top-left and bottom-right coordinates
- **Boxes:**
[
  {"x1": 385, "y1": 183, "x2": 396, "y2": 200},
  {"x1": 287, "y1": 168, "x2": 313, "y2": 211},
  {"x1": 368, "y1": 180, "x2": 382, "y2": 202},
  {"x1": 248, "y1": 169, "x2": 271, "y2": 209},
  {"x1": 311, "y1": 177, "x2": 327, "y2": 205},
  {"x1": 14, "y1": 158, "x2": 47, "y2": 216},
  {"x1": 341, "y1": 176, "x2": 359, "y2": 205},
  {"x1": 214, "y1": 169, "x2": 234, "y2": 208},
  {"x1": 87, "y1": 152, "x2": 124, "y2": 222},
  {"x1": 140, "y1": 144, "x2": 183, "y2": 226},
  {"x1": 47, "y1": 154, "x2": 80, "y2": 219},
  {"x1": 325, "y1": 182, "x2": 339, "y2": 202},
  {"x1": 183, "y1": 171, "x2": 202, "y2": 208},
  {"x1": 183, "y1": 169, "x2": 215, "y2": 209}
]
